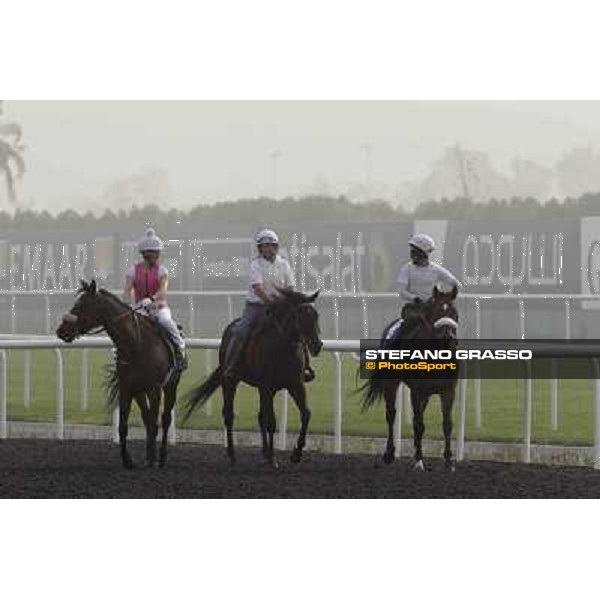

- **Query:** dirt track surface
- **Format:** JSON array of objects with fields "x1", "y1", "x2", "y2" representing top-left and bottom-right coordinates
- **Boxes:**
[{"x1": 1, "y1": 439, "x2": 600, "y2": 498}]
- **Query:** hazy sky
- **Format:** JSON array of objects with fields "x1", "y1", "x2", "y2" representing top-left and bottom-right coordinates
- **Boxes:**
[{"x1": 4, "y1": 100, "x2": 600, "y2": 212}]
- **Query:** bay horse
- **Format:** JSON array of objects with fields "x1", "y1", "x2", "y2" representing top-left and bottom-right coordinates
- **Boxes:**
[
  {"x1": 56, "y1": 279, "x2": 182, "y2": 469},
  {"x1": 183, "y1": 288, "x2": 322, "y2": 466},
  {"x1": 358, "y1": 285, "x2": 460, "y2": 471}
]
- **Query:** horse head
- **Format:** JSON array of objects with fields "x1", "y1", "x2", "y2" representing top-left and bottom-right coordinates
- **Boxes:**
[
  {"x1": 429, "y1": 284, "x2": 459, "y2": 344},
  {"x1": 268, "y1": 287, "x2": 323, "y2": 356},
  {"x1": 56, "y1": 279, "x2": 105, "y2": 342}
]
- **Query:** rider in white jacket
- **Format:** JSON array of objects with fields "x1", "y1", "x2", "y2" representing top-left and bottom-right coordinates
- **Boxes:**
[{"x1": 396, "y1": 233, "x2": 461, "y2": 330}]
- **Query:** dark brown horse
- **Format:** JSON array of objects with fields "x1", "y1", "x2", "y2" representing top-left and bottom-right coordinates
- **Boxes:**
[
  {"x1": 183, "y1": 288, "x2": 322, "y2": 466},
  {"x1": 56, "y1": 280, "x2": 182, "y2": 469},
  {"x1": 358, "y1": 285, "x2": 460, "y2": 471}
]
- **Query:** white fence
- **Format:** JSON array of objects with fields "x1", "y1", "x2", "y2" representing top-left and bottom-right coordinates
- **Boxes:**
[
  {"x1": 0, "y1": 288, "x2": 594, "y2": 436},
  {"x1": 1, "y1": 337, "x2": 600, "y2": 468},
  {"x1": 0, "y1": 288, "x2": 587, "y2": 339}
]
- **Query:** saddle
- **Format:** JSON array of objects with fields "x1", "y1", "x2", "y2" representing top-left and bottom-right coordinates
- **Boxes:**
[{"x1": 134, "y1": 306, "x2": 184, "y2": 374}]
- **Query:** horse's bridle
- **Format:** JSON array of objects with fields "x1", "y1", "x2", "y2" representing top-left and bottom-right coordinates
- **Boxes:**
[
  {"x1": 416, "y1": 302, "x2": 458, "y2": 337},
  {"x1": 65, "y1": 301, "x2": 142, "y2": 346}
]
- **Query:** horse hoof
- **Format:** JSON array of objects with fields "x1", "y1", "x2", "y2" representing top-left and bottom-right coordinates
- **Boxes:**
[
  {"x1": 290, "y1": 450, "x2": 302, "y2": 463},
  {"x1": 382, "y1": 452, "x2": 395, "y2": 464},
  {"x1": 122, "y1": 460, "x2": 135, "y2": 470},
  {"x1": 413, "y1": 460, "x2": 425, "y2": 471},
  {"x1": 445, "y1": 460, "x2": 456, "y2": 472}
]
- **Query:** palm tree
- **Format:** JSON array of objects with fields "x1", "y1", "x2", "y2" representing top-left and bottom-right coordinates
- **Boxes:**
[{"x1": 0, "y1": 121, "x2": 25, "y2": 203}]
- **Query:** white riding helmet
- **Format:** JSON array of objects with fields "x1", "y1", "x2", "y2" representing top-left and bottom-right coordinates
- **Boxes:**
[
  {"x1": 409, "y1": 233, "x2": 435, "y2": 254},
  {"x1": 256, "y1": 229, "x2": 279, "y2": 245},
  {"x1": 138, "y1": 228, "x2": 164, "y2": 253}
]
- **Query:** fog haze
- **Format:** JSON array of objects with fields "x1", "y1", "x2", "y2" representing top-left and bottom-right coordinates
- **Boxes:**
[{"x1": 4, "y1": 100, "x2": 600, "y2": 212}]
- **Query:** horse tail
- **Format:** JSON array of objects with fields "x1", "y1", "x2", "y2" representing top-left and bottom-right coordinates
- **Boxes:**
[
  {"x1": 356, "y1": 368, "x2": 389, "y2": 412},
  {"x1": 355, "y1": 318, "x2": 400, "y2": 412},
  {"x1": 182, "y1": 366, "x2": 223, "y2": 422},
  {"x1": 104, "y1": 361, "x2": 120, "y2": 410}
]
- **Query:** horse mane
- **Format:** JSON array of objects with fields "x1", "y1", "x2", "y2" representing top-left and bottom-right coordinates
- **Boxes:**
[
  {"x1": 271, "y1": 287, "x2": 315, "y2": 306},
  {"x1": 98, "y1": 288, "x2": 136, "y2": 311}
]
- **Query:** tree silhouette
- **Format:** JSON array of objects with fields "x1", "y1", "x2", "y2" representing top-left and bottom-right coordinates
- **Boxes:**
[{"x1": 0, "y1": 107, "x2": 26, "y2": 204}]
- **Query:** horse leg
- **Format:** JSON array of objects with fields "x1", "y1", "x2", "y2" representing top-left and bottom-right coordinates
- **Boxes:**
[
  {"x1": 146, "y1": 389, "x2": 161, "y2": 467},
  {"x1": 259, "y1": 387, "x2": 277, "y2": 466},
  {"x1": 158, "y1": 376, "x2": 179, "y2": 468},
  {"x1": 382, "y1": 382, "x2": 399, "y2": 464},
  {"x1": 411, "y1": 390, "x2": 429, "y2": 470},
  {"x1": 134, "y1": 392, "x2": 158, "y2": 467},
  {"x1": 222, "y1": 379, "x2": 238, "y2": 465},
  {"x1": 119, "y1": 390, "x2": 134, "y2": 469},
  {"x1": 287, "y1": 381, "x2": 311, "y2": 463},
  {"x1": 441, "y1": 388, "x2": 456, "y2": 471}
]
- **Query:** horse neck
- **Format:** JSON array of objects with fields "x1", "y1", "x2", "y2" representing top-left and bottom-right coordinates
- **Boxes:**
[
  {"x1": 266, "y1": 304, "x2": 300, "y2": 345},
  {"x1": 100, "y1": 296, "x2": 146, "y2": 356}
]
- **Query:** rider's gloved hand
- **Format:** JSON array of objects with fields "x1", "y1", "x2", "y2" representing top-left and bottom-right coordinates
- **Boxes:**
[
  {"x1": 413, "y1": 297, "x2": 422, "y2": 304},
  {"x1": 141, "y1": 297, "x2": 153, "y2": 308}
]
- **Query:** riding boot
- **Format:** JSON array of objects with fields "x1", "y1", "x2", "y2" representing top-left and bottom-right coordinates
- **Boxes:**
[
  {"x1": 303, "y1": 344, "x2": 315, "y2": 382},
  {"x1": 223, "y1": 336, "x2": 245, "y2": 380}
]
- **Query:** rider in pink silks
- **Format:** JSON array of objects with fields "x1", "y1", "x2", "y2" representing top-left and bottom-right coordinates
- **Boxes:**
[{"x1": 123, "y1": 228, "x2": 187, "y2": 371}]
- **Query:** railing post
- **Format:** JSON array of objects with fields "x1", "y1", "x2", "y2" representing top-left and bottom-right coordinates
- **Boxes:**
[
  {"x1": 519, "y1": 298, "x2": 526, "y2": 340},
  {"x1": 23, "y1": 349, "x2": 31, "y2": 410},
  {"x1": 227, "y1": 294, "x2": 233, "y2": 323},
  {"x1": 474, "y1": 364, "x2": 481, "y2": 430},
  {"x1": 168, "y1": 407, "x2": 177, "y2": 445},
  {"x1": 394, "y1": 385, "x2": 403, "y2": 458},
  {"x1": 333, "y1": 296, "x2": 340, "y2": 339},
  {"x1": 523, "y1": 360, "x2": 532, "y2": 463},
  {"x1": 44, "y1": 293, "x2": 51, "y2": 334},
  {"x1": 278, "y1": 390, "x2": 289, "y2": 450},
  {"x1": 188, "y1": 295, "x2": 195, "y2": 337},
  {"x1": 456, "y1": 363, "x2": 467, "y2": 461},
  {"x1": 404, "y1": 383, "x2": 412, "y2": 424},
  {"x1": 333, "y1": 351, "x2": 342, "y2": 454},
  {"x1": 474, "y1": 298, "x2": 481, "y2": 429},
  {"x1": 361, "y1": 296, "x2": 369, "y2": 338},
  {"x1": 54, "y1": 349, "x2": 64, "y2": 440},
  {"x1": 11, "y1": 295, "x2": 16, "y2": 334},
  {"x1": 204, "y1": 349, "x2": 213, "y2": 417},
  {"x1": 112, "y1": 406, "x2": 119, "y2": 443},
  {"x1": 80, "y1": 348, "x2": 89, "y2": 412},
  {"x1": 550, "y1": 359, "x2": 558, "y2": 431},
  {"x1": 0, "y1": 350, "x2": 7, "y2": 439}
]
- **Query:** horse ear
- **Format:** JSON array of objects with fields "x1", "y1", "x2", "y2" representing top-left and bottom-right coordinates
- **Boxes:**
[
  {"x1": 308, "y1": 289, "x2": 320, "y2": 303},
  {"x1": 432, "y1": 285, "x2": 440, "y2": 298},
  {"x1": 90, "y1": 280, "x2": 97, "y2": 294},
  {"x1": 450, "y1": 285, "x2": 458, "y2": 300}
]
